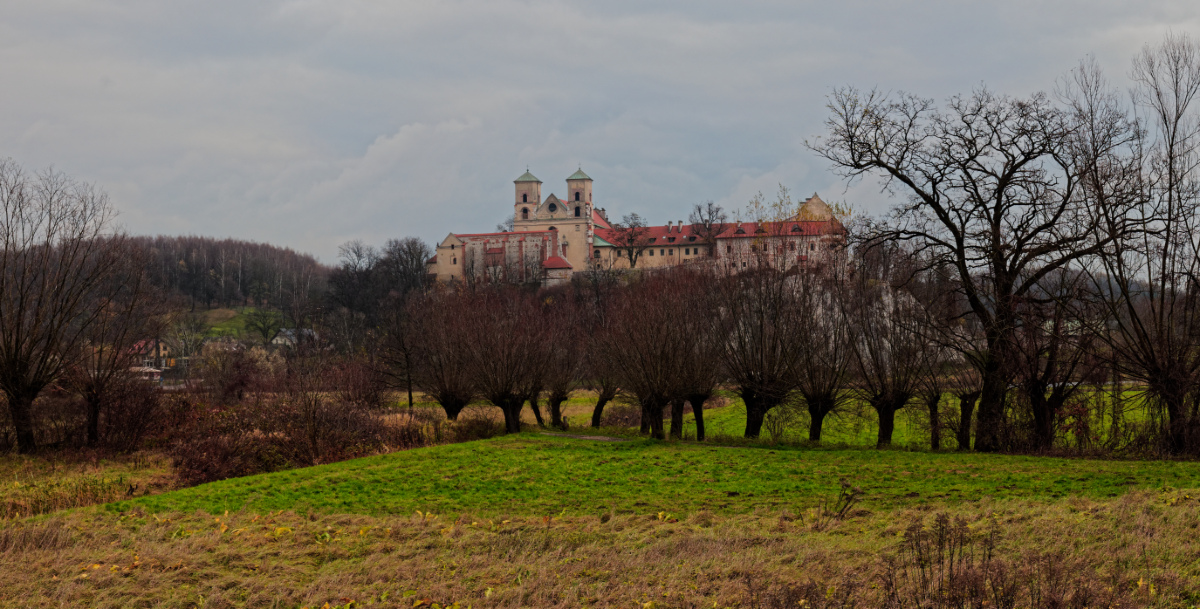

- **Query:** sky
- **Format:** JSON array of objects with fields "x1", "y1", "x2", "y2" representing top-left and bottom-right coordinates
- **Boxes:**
[{"x1": 2, "y1": 1, "x2": 1197, "y2": 262}]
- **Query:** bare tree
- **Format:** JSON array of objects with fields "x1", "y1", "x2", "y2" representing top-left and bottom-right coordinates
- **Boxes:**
[
  {"x1": 462, "y1": 288, "x2": 551, "y2": 433},
  {"x1": 720, "y1": 268, "x2": 805, "y2": 438},
  {"x1": 63, "y1": 243, "x2": 165, "y2": 448},
  {"x1": 0, "y1": 160, "x2": 131, "y2": 453},
  {"x1": 845, "y1": 243, "x2": 931, "y2": 448},
  {"x1": 689, "y1": 201, "x2": 729, "y2": 257},
  {"x1": 1078, "y1": 35, "x2": 1200, "y2": 453},
  {"x1": 405, "y1": 291, "x2": 475, "y2": 420},
  {"x1": 599, "y1": 277, "x2": 684, "y2": 440},
  {"x1": 792, "y1": 270, "x2": 854, "y2": 443},
  {"x1": 609, "y1": 213, "x2": 652, "y2": 269},
  {"x1": 812, "y1": 84, "x2": 1132, "y2": 451}
]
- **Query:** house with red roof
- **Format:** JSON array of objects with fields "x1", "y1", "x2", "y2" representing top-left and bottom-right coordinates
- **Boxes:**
[{"x1": 427, "y1": 170, "x2": 846, "y2": 284}]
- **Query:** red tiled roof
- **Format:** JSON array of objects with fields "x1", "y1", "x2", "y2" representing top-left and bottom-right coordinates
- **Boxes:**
[
  {"x1": 427, "y1": 254, "x2": 437, "y2": 264},
  {"x1": 485, "y1": 247, "x2": 504, "y2": 254},
  {"x1": 542, "y1": 256, "x2": 572, "y2": 270},
  {"x1": 592, "y1": 209, "x2": 612, "y2": 229}
]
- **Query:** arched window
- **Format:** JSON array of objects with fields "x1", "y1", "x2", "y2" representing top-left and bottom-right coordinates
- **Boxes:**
[
  {"x1": 574, "y1": 206, "x2": 581, "y2": 217},
  {"x1": 574, "y1": 192, "x2": 581, "y2": 201},
  {"x1": 522, "y1": 194, "x2": 528, "y2": 203},
  {"x1": 521, "y1": 208, "x2": 529, "y2": 220}
]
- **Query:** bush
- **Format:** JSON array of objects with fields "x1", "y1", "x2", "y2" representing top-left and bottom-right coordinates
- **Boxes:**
[{"x1": 600, "y1": 403, "x2": 641, "y2": 428}]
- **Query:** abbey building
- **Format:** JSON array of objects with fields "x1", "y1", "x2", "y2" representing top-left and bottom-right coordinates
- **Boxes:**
[{"x1": 427, "y1": 169, "x2": 846, "y2": 284}]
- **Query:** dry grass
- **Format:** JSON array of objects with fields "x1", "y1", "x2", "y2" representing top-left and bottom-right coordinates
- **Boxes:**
[
  {"x1": 0, "y1": 452, "x2": 174, "y2": 520},
  {"x1": 1, "y1": 489, "x2": 1197, "y2": 608}
]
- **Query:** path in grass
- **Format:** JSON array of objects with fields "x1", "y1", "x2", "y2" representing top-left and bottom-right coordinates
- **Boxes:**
[{"x1": 115, "y1": 434, "x2": 1200, "y2": 518}]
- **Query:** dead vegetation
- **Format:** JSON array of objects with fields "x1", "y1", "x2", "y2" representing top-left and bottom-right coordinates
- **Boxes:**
[{"x1": 0, "y1": 489, "x2": 1196, "y2": 608}]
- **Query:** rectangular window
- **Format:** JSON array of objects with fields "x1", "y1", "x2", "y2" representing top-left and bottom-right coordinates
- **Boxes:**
[
  {"x1": 660, "y1": 249, "x2": 665, "y2": 256},
  {"x1": 668, "y1": 249, "x2": 673, "y2": 256},
  {"x1": 649, "y1": 249, "x2": 655, "y2": 256},
  {"x1": 684, "y1": 248, "x2": 689, "y2": 255},
  {"x1": 727, "y1": 246, "x2": 732, "y2": 253},
  {"x1": 594, "y1": 250, "x2": 600, "y2": 258}
]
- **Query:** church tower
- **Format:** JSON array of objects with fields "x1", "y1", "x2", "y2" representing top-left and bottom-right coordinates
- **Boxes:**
[
  {"x1": 566, "y1": 168, "x2": 593, "y2": 210},
  {"x1": 514, "y1": 170, "x2": 542, "y2": 225}
]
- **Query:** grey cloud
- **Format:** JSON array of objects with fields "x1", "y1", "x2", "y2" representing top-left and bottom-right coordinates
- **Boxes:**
[{"x1": 1, "y1": 0, "x2": 1196, "y2": 260}]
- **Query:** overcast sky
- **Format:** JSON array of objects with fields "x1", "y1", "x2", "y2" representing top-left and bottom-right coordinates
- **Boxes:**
[{"x1": 2, "y1": 1, "x2": 1196, "y2": 261}]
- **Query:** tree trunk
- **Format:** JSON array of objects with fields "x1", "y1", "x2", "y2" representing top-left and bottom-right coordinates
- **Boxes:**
[
  {"x1": 876, "y1": 404, "x2": 897, "y2": 448},
  {"x1": 590, "y1": 393, "x2": 611, "y2": 428},
  {"x1": 809, "y1": 409, "x2": 826, "y2": 443},
  {"x1": 440, "y1": 400, "x2": 465, "y2": 421},
  {"x1": 500, "y1": 400, "x2": 523, "y2": 434},
  {"x1": 549, "y1": 396, "x2": 567, "y2": 430},
  {"x1": 686, "y1": 394, "x2": 708, "y2": 442},
  {"x1": 806, "y1": 395, "x2": 834, "y2": 443},
  {"x1": 974, "y1": 361, "x2": 1007, "y2": 452},
  {"x1": 925, "y1": 393, "x2": 941, "y2": 451},
  {"x1": 1029, "y1": 390, "x2": 1054, "y2": 451},
  {"x1": 956, "y1": 391, "x2": 979, "y2": 451},
  {"x1": 669, "y1": 399, "x2": 685, "y2": 439},
  {"x1": 744, "y1": 397, "x2": 768, "y2": 439},
  {"x1": 640, "y1": 404, "x2": 651, "y2": 434},
  {"x1": 645, "y1": 400, "x2": 666, "y2": 440},
  {"x1": 529, "y1": 394, "x2": 545, "y2": 428},
  {"x1": 7, "y1": 392, "x2": 39, "y2": 454}
]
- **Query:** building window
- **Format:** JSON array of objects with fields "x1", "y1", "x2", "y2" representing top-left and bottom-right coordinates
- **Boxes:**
[
  {"x1": 788, "y1": 242, "x2": 795, "y2": 251},
  {"x1": 660, "y1": 249, "x2": 665, "y2": 256},
  {"x1": 451, "y1": 244, "x2": 455, "y2": 250},
  {"x1": 575, "y1": 192, "x2": 581, "y2": 201},
  {"x1": 726, "y1": 246, "x2": 732, "y2": 253},
  {"x1": 668, "y1": 249, "x2": 673, "y2": 256},
  {"x1": 575, "y1": 225, "x2": 580, "y2": 231},
  {"x1": 810, "y1": 243, "x2": 815, "y2": 251},
  {"x1": 594, "y1": 250, "x2": 600, "y2": 259},
  {"x1": 574, "y1": 206, "x2": 581, "y2": 217},
  {"x1": 453, "y1": 258, "x2": 457, "y2": 264},
  {"x1": 522, "y1": 194, "x2": 528, "y2": 203},
  {"x1": 684, "y1": 248, "x2": 689, "y2": 255},
  {"x1": 521, "y1": 208, "x2": 529, "y2": 220},
  {"x1": 649, "y1": 249, "x2": 655, "y2": 256},
  {"x1": 549, "y1": 226, "x2": 556, "y2": 231},
  {"x1": 548, "y1": 203, "x2": 557, "y2": 212}
]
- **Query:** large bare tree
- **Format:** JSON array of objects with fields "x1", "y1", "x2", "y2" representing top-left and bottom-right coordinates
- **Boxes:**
[
  {"x1": 1078, "y1": 35, "x2": 1200, "y2": 453},
  {"x1": 0, "y1": 160, "x2": 130, "y2": 453},
  {"x1": 812, "y1": 84, "x2": 1129, "y2": 451}
]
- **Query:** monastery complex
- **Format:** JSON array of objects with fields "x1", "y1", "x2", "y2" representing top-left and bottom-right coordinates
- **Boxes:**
[{"x1": 427, "y1": 169, "x2": 846, "y2": 284}]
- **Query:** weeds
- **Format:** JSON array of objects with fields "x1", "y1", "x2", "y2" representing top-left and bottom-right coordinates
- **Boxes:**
[{"x1": 800, "y1": 478, "x2": 864, "y2": 531}]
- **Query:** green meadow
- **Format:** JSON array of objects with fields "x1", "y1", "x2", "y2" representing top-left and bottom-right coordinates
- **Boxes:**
[{"x1": 115, "y1": 433, "x2": 1200, "y2": 518}]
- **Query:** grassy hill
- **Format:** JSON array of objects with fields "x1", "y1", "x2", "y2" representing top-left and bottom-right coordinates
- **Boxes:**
[
  {"x1": 8, "y1": 434, "x2": 1200, "y2": 607},
  {"x1": 114, "y1": 433, "x2": 1200, "y2": 518}
]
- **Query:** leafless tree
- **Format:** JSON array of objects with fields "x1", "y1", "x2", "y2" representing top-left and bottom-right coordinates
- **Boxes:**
[
  {"x1": 689, "y1": 201, "x2": 729, "y2": 257},
  {"x1": 609, "y1": 213, "x2": 652, "y2": 269},
  {"x1": 719, "y1": 268, "x2": 806, "y2": 438},
  {"x1": 405, "y1": 290, "x2": 475, "y2": 420},
  {"x1": 541, "y1": 295, "x2": 584, "y2": 430},
  {"x1": 845, "y1": 242, "x2": 931, "y2": 448},
  {"x1": 0, "y1": 160, "x2": 131, "y2": 453},
  {"x1": 599, "y1": 277, "x2": 684, "y2": 440},
  {"x1": 812, "y1": 83, "x2": 1133, "y2": 451},
  {"x1": 792, "y1": 269, "x2": 855, "y2": 443},
  {"x1": 462, "y1": 288, "x2": 552, "y2": 433},
  {"x1": 1077, "y1": 35, "x2": 1200, "y2": 453},
  {"x1": 62, "y1": 242, "x2": 165, "y2": 448}
]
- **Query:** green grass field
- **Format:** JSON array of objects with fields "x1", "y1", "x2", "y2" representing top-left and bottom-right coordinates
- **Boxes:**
[{"x1": 115, "y1": 433, "x2": 1200, "y2": 518}]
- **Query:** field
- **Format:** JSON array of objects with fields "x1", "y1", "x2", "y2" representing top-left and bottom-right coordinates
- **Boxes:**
[{"x1": 1, "y1": 433, "x2": 1199, "y2": 607}]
